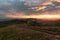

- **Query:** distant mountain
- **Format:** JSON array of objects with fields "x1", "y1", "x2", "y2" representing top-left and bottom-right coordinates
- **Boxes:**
[
  {"x1": 0, "y1": 18, "x2": 60, "y2": 28},
  {"x1": 0, "y1": 19, "x2": 12, "y2": 21}
]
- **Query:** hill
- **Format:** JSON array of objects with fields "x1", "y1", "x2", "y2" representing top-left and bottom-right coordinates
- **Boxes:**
[
  {"x1": 0, "y1": 18, "x2": 60, "y2": 40},
  {"x1": 0, "y1": 18, "x2": 60, "y2": 27}
]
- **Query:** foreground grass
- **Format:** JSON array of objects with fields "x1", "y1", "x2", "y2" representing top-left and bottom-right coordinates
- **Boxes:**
[
  {"x1": 0, "y1": 25, "x2": 47, "y2": 40},
  {"x1": 0, "y1": 24, "x2": 60, "y2": 40}
]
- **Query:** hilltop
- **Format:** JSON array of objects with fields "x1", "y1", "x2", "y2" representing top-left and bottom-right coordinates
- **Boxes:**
[
  {"x1": 0, "y1": 18, "x2": 60, "y2": 40},
  {"x1": 0, "y1": 18, "x2": 60, "y2": 28}
]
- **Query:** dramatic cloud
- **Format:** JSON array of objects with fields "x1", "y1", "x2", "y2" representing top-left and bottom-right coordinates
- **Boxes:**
[
  {"x1": 55, "y1": 0, "x2": 60, "y2": 2},
  {"x1": 30, "y1": 1, "x2": 60, "y2": 13},
  {"x1": 0, "y1": 0, "x2": 60, "y2": 19}
]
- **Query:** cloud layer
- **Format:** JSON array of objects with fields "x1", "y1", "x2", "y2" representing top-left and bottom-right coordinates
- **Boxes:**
[{"x1": 0, "y1": 0, "x2": 60, "y2": 18}]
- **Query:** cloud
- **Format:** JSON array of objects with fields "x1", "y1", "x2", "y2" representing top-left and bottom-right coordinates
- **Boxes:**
[
  {"x1": 0, "y1": 0, "x2": 60, "y2": 19},
  {"x1": 55, "y1": 0, "x2": 60, "y2": 2},
  {"x1": 29, "y1": 1, "x2": 60, "y2": 13}
]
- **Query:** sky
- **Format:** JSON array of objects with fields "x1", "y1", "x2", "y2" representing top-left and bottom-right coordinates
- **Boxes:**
[{"x1": 0, "y1": 0, "x2": 60, "y2": 19}]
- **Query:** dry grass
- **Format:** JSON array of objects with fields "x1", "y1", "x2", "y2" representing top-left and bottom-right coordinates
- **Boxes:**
[
  {"x1": 0, "y1": 24, "x2": 60, "y2": 40},
  {"x1": 0, "y1": 25, "x2": 45, "y2": 40}
]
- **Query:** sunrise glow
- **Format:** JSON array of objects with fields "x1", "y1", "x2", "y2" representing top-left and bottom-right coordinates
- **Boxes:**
[{"x1": 6, "y1": 14, "x2": 60, "y2": 21}]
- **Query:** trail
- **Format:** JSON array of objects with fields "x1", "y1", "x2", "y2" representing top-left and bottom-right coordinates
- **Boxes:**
[
  {"x1": 7, "y1": 24, "x2": 60, "y2": 40},
  {"x1": 25, "y1": 26, "x2": 60, "y2": 40}
]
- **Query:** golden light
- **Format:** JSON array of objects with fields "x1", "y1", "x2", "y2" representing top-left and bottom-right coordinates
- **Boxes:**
[
  {"x1": 55, "y1": 0, "x2": 60, "y2": 2},
  {"x1": 35, "y1": 6, "x2": 47, "y2": 11},
  {"x1": 29, "y1": 6, "x2": 47, "y2": 11},
  {"x1": 6, "y1": 14, "x2": 60, "y2": 21},
  {"x1": 42, "y1": 1, "x2": 52, "y2": 5}
]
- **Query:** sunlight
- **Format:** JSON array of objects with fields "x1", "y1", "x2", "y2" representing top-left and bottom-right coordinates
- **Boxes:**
[{"x1": 6, "y1": 14, "x2": 60, "y2": 21}]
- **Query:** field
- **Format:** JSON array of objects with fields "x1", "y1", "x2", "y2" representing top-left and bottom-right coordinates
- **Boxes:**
[{"x1": 0, "y1": 19, "x2": 60, "y2": 40}]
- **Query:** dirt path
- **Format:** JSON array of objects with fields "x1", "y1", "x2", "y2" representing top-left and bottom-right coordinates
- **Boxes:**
[
  {"x1": 6, "y1": 25, "x2": 60, "y2": 40},
  {"x1": 25, "y1": 26, "x2": 60, "y2": 40}
]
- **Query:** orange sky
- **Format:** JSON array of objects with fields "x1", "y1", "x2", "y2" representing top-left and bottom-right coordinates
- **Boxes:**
[
  {"x1": 1, "y1": 0, "x2": 60, "y2": 21},
  {"x1": 6, "y1": 13, "x2": 60, "y2": 21},
  {"x1": 55, "y1": 0, "x2": 60, "y2": 2}
]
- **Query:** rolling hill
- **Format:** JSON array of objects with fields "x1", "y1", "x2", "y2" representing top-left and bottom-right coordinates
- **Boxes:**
[{"x1": 0, "y1": 18, "x2": 60, "y2": 40}]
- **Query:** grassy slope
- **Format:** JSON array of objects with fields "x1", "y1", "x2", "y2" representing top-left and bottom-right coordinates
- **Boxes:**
[
  {"x1": 0, "y1": 25, "x2": 46, "y2": 40},
  {"x1": 0, "y1": 19, "x2": 60, "y2": 40},
  {"x1": 0, "y1": 24, "x2": 60, "y2": 40}
]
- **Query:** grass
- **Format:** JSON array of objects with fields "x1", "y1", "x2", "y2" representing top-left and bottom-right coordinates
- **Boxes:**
[
  {"x1": 0, "y1": 19, "x2": 60, "y2": 40},
  {"x1": 0, "y1": 25, "x2": 46, "y2": 40},
  {"x1": 0, "y1": 24, "x2": 60, "y2": 40}
]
